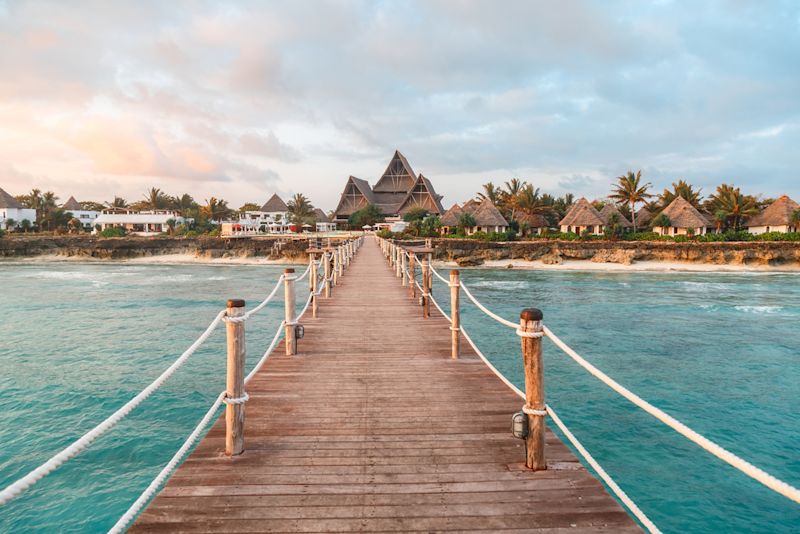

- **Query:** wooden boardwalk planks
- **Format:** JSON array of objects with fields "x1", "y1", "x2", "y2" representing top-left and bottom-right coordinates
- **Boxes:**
[{"x1": 131, "y1": 239, "x2": 640, "y2": 533}]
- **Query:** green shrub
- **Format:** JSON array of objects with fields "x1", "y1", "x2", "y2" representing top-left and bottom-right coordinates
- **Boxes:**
[
  {"x1": 0, "y1": 228, "x2": 5, "y2": 238},
  {"x1": 99, "y1": 227, "x2": 126, "y2": 238}
]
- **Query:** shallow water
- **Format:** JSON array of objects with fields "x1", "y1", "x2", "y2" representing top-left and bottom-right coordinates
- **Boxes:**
[{"x1": 0, "y1": 263, "x2": 798, "y2": 532}]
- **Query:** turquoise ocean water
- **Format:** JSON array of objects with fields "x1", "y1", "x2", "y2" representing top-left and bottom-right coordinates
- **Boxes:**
[{"x1": 0, "y1": 262, "x2": 798, "y2": 532}]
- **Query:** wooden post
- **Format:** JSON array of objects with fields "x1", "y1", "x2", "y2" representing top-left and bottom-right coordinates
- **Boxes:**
[
  {"x1": 284, "y1": 269, "x2": 297, "y2": 355},
  {"x1": 225, "y1": 299, "x2": 246, "y2": 456},
  {"x1": 308, "y1": 253, "x2": 315, "y2": 293},
  {"x1": 311, "y1": 255, "x2": 319, "y2": 318},
  {"x1": 396, "y1": 246, "x2": 402, "y2": 278},
  {"x1": 324, "y1": 252, "x2": 332, "y2": 298},
  {"x1": 422, "y1": 259, "x2": 430, "y2": 318},
  {"x1": 409, "y1": 253, "x2": 416, "y2": 299},
  {"x1": 520, "y1": 308, "x2": 546, "y2": 471},
  {"x1": 333, "y1": 248, "x2": 339, "y2": 286},
  {"x1": 450, "y1": 270, "x2": 460, "y2": 359},
  {"x1": 401, "y1": 249, "x2": 407, "y2": 286}
]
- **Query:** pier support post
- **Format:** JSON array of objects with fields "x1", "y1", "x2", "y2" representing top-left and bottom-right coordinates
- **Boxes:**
[
  {"x1": 324, "y1": 252, "x2": 332, "y2": 298},
  {"x1": 333, "y1": 248, "x2": 340, "y2": 286},
  {"x1": 450, "y1": 270, "x2": 460, "y2": 359},
  {"x1": 520, "y1": 308, "x2": 546, "y2": 471},
  {"x1": 422, "y1": 259, "x2": 430, "y2": 318},
  {"x1": 284, "y1": 269, "x2": 297, "y2": 355},
  {"x1": 308, "y1": 254, "x2": 315, "y2": 293},
  {"x1": 310, "y1": 255, "x2": 319, "y2": 318},
  {"x1": 396, "y1": 246, "x2": 402, "y2": 278},
  {"x1": 409, "y1": 253, "x2": 416, "y2": 299},
  {"x1": 225, "y1": 299, "x2": 246, "y2": 456},
  {"x1": 401, "y1": 249, "x2": 407, "y2": 286}
]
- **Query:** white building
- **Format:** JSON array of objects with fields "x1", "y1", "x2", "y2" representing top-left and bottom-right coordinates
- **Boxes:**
[
  {"x1": 238, "y1": 194, "x2": 291, "y2": 233},
  {"x1": 746, "y1": 195, "x2": 799, "y2": 235},
  {"x1": 93, "y1": 209, "x2": 187, "y2": 236},
  {"x1": 652, "y1": 197, "x2": 711, "y2": 237},
  {"x1": 62, "y1": 196, "x2": 99, "y2": 230},
  {"x1": 0, "y1": 187, "x2": 37, "y2": 230},
  {"x1": 314, "y1": 208, "x2": 337, "y2": 233}
]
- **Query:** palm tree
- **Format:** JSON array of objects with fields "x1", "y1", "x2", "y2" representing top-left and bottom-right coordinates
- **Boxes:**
[
  {"x1": 173, "y1": 194, "x2": 196, "y2": 217},
  {"x1": 106, "y1": 196, "x2": 128, "y2": 208},
  {"x1": 142, "y1": 187, "x2": 169, "y2": 210},
  {"x1": 476, "y1": 182, "x2": 501, "y2": 204},
  {"x1": 202, "y1": 197, "x2": 233, "y2": 222},
  {"x1": 713, "y1": 210, "x2": 727, "y2": 234},
  {"x1": 704, "y1": 184, "x2": 759, "y2": 231},
  {"x1": 287, "y1": 193, "x2": 314, "y2": 226},
  {"x1": 39, "y1": 191, "x2": 59, "y2": 230},
  {"x1": 502, "y1": 178, "x2": 528, "y2": 221},
  {"x1": 20, "y1": 219, "x2": 32, "y2": 232},
  {"x1": 792, "y1": 209, "x2": 800, "y2": 229},
  {"x1": 609, "y1": 170, "x2": 652, "y2": 232},
  {"x1": 659, "y1": 180, "x2": 702, "y2": 209}
]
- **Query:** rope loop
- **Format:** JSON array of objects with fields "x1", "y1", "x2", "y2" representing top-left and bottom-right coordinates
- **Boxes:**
[
  {"x1": 522, "y1": 404, "x2": 547, "y2": 417},
  {"x1": 516, "y1": 328, "x2": 544, "y2": 339},
  {"x1": 223, "y1": 392, "x2": 250, "y2": 405},
  {"x1": 223, "y1": 314, "x2": 247, "y2": 324}
]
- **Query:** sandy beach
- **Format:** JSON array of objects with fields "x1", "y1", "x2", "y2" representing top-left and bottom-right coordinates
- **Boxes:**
[{"x1": 0, "y1": 253, "x2": 304, "y2": 266}]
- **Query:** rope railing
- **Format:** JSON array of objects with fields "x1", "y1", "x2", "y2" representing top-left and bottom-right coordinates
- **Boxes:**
[{"x1": 424, "y1": 257, "x2": 800, "y2": 507}]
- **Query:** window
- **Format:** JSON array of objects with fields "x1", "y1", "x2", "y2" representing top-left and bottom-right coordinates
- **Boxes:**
[{"x1": 673, "y1": 227, "x2": 678, "y2": 235}]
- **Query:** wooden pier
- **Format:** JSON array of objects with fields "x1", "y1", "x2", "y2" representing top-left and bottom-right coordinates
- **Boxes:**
[{"x1": 131, "y1": 239, "x2": 640, "y2": 533}]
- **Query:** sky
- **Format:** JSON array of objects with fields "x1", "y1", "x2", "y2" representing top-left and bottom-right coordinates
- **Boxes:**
[{"x1": 1, "y1": 0, "x2": 799, "y2": 211}]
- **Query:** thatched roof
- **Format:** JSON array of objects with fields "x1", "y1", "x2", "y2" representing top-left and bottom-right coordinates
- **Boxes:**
[
  {"x1": 260, "y1": 193, "x2": 288, "y2": 212},
  {"x1": 655, "y1": 196, "x2": 710, "y2": 228},
  {"x1": 0, "y1": 187, "x2": 23, "y2": 209},
  {"x1": 440, "y1": 204, "x2": 465, "y2": 226},
  {"x1": 746, "y1": 195, "x2": 800, "y2": 227},
  {"x1": 559, "y1": 198, "x2": 605, "y2": 227},
  {"x1": 635, "y1": 207, "x2": 653, "y2": 226},
  {"x1": 462, "y1": 199, "x2": 480, "y2": 214},
  {"x1": 313, "y1": 208, "x2": 330, "y2": 223},
  {"x1": 599, "y1": 204, "x2": 632, "y2": 228},
  {"x1": 373, "y1": 150, "x2": 417, "y2": 193},
  {"x1": 62, "y1": 196, "x2": 82, "y2": 211},
  {"x1": 516, "y1": 213, "x2": 549, "y2": 228},
  {"x1": 472, "y1": 200, "x2": 509, "y2": 227}
]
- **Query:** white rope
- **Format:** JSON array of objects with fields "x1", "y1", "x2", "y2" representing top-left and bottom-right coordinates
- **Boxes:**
[
  {"x1": 241, "y1": 275, "x2": 285, "y2": 320},
  {"x1": 521, "y1": 405, "x2": 547, "y2": 417},
  {"x1": 544, "y1": 326, "x2": 800, "y2": 505},
  {"x1": 0, "y1": 308, "x2": 228, "y2": 507},
  {"x1": 429, "y1": 294, "x2": 450, "y2": 320},
  {"x1": 459, "y1": 281, "x2": 519, "y2": 329},
  {"x1": 222, "y1": 392, "x2": 249, "y2": 405},
  {"x1": 516, "y1": 329, "x2": 543, "y2": 339},
  {"x1": 297, "y1": 292, "x2": 313, "y2": 320},
  {"x1": 294, "y1": 263, "x2": 312, "y2": 282},
  {"x1": 428, "y1": 263, "x2": 451, "y2": 285}
]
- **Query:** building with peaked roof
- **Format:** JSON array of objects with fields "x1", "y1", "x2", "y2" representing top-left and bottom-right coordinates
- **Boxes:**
[
  {"x1": 439, "y1": 200, "x2": 509, "y2": 235},
  {"x1": 746, "y1": 195, "x2": 800, "y2": 234},
  {"x1": 516, "y1": 213, "x2": 551, "y2": 236},
  {"x1": 314, "y1": 208, "x2": 337, "y2": 233},
  {"x1": 440, "y1": 204, "x2": 465, "y2": 234},
  {"x1": 61, "y1": 196, "x2": 99, "y2": 230},
  {"x1": 635, "y1": 207, "x2": 653, "y2": 229},
  {"x1": 334, "y1": 151, "x2": 444, "y2": 224},
  {"x1": 238, "y1": 193, "x2": 291, "y2": 233},
  {"x1": 652, "y1": 196, "x2": 711, "y2": 236},
  {"x1": 0, "y1": 187, "x2": 36, "y2": 230},
  {"x1": 559, "y1": 198, "x2": 606, "y2": 235},
  {"x1": 599, "y1": 204, "x2": 632, "y2": 229}
]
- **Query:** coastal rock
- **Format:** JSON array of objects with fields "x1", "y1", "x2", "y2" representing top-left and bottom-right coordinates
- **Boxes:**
[
  {"x1": 456, "y1": 256, "x2": 484, "y2": 267},
  {"x1": 540, "y1": 253, "x2": 563, "y2": 265},
  {"x1": 590, "y1": 249, "x2": 636, "y2": 265}
]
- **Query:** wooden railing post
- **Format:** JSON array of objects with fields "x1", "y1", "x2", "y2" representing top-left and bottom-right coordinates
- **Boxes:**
[
  {"x1": 450, "y1": 270, "x2": 460, "y2": 359},
  {"x1": 308, "y1": 254, "x2": 315, "y2": 293},
  {"x1": 225, "y1": 299, "x2": 246, "y2": 456},
  {"x1": 409, "y1": 253, "x2": 416, "y2": 299},
  {"x1": 324, "y1": 252, "x2": 332, "y2": 298},
  {"x1": 333, "y1": 247, "x2": 340, "y2": 286},
  {"x1": 310, "y1": 254, "x2": 319, "y2": 318},
  {"x1": 284, "y1": 269, "x2": 297, "y2": 355},
  {"x1": 422, "y1": 258, "x2": 430, "y2": 318},
  {"x1": 401, "y1": 249, "x2": 407, "y2": 286},
  {"x1": 520, "y1": 308, "x2": 546, "y2": 471},
  {"x1": 396, "y1": 245, "x2": 402, "y2": 278}
]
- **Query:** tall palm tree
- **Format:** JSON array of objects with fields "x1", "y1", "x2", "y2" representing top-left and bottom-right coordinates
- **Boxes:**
[
  {"x1": 476, "y1": 182, "x2": 501, "y2": 204},
  {"x1": 704, "y1": 184, "x2": 759, "y2": 231},
  {"x1": 173, "y1": 193, "x2": 196, "y2": 217},
  {"x1": 142, "y1": 187, "x2": 169, "y2": 209},
  {"x1": 609, "y1": 170, "x2": 652, "y2": 231},
  {"x1": 106, "y1": 196, "x2": 128, "y2": 208},
  {"x1": 659, "y1": 179, "x2": 702, "y2": 209},
  {"x1": 502, "y1": 178, "x2": 528, "y2": 221},
  {"x1": 202, "y1": 197, "x2": 233, "y2": 222},
  {"x1": 287, "y1": 193, "x2": 314, "y2": 226}
]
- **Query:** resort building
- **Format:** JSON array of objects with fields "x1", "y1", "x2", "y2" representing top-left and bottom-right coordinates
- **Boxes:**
[
  {"x1": 599, "y1": 203, "x2": 633, "y2": 230},
  {"x1": 652, "y1": 196, "x2": 711, "y2": 236},
  {"x1": 333, "y1": 150, "x2": 444, "y2": 225},
  {"x1": 439, "y1": 200, "x2": 509, "y2": 235},
  {"x1": 635, "y1": 207, "x2": 653, "y2": 229},
  {"x1": 0, "y1": 187, "x2": 36, "y2": 230},
  {"x1": 62, "y1": 196, "x2": 99, "y2": 229},
  {"x1": 559, "y1": 198, "x2": 606, "y2": 235},
  {"x1": 239, "y1": 194, "x2": 291, "y2": 233},
  {"x1": 93, "y1": 209, "x2": 187, "y2": 236},
  {"x1": 314, "y1": 208, "x2": 337, "y2": 233},
  {"x1": 746, "y1": 195, "x2": 800, "y2": 234}
]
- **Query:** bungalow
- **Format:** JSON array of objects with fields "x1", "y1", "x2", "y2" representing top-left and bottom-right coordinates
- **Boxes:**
[
  {"x1": 62, "y1": 196, "x2": 99, "y2": 229},
  {"x1": 314, "y1": 208, "x2": 337, "y2": 233},
  {"x1": 515, "y1": 213, "x2": 550, "y2": 236},
  {"x1": 652, "y1": 196, "x2": 711, "y2": 236},
  {"x1": 93, "y1": 209, "x2": 187, "y2": 236},
  {"x1": 439, "y1": 203, "x2": 465, "y2": 234},
  {"x1": 746, "y1": 195, "x2": 800, "y2": 234},
  {"x1": 599, "y1": 203, "x2": 632, "y2": 230},
  {"x1": 559, "y1": 198, "x2": 606, "y2": 235},
  {"x1": 439, "y1": 200, "x2": 509, "y2": 235},
  {"x1": 0, "y1": 187, "x2": 36, "y2": 230},
  {"x1": 635, "y1": 207, "x2": 653, "y2": 229}
]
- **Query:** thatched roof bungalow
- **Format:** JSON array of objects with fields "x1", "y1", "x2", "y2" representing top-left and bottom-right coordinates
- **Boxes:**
[
  {"x1": 599, "y1": 204, "x2": 632, "y2": 229},
  {"x1": 559, "y1": 198, "x2": 606, "y2": 235},
  {"x1": 635, "y1": 207, "x2": 653, "y2": 229},
  {"x1": 652, "y1": 196, "x2": 711, "y2": 236},
  {"x1": 516, "y1": 213, "x2": 550, "y2": 236},
  {"x1": 746, "y1": 195, "x2": 800, "y2": 234},
  {"x1": 439, "y1": 200, "x2": 509, "y2": 235}
]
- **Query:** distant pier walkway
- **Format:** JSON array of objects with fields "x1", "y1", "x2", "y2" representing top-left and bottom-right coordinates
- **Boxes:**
[{"x1": 131, "y1": 239, "x2": 639, "y2": 533}]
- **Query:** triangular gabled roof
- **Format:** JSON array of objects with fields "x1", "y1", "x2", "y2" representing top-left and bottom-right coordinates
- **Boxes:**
[
  {"x1": 313, "y1": 208, "x2": 330, "y2": 223},
  {"x1": 373, "y1": 150, "x2": 418, "y2": 193},
  {"x1": 62, "y1": 196, "x2": 82, "y2": 211},
  {"x1": 559, "y1": 198, "x2": 606, "y2": 227},
  {"x1": 746, "y1": 195, "x2": 800, "y2": 227},
  {"x1": 334, "y1": 176, "x2": 377, "y2": 217},
  {"x1": 599, "y1": 203, "x2": 632, "y2": 228},
  {"x1": 656, "y1": 196, "x2": 710, "y2": 228},
  {"x1": 440, "y1": 204, "x2": 465, "y2": 226},
  {"x1": 395, "y1": 174, "x2": 445, "y2": 216},
  {"x1": 472, "y1": 200, "x2": 509, "y2": 227},
  {"x1": 462, "y1": 199, "x2": 480, "y2": 214},
  {"x1": 636, "y1": 207, "x2": 653, "y2": 226},
  {"x1": 0, "y1": 187, "x2": 24, "y2": 209},
  {"x1": 260, "y1": 193, "x2": 288, "y2": 212},
  {"x1": 516, "y1": 213, "x2": 550, "y2": 228}
]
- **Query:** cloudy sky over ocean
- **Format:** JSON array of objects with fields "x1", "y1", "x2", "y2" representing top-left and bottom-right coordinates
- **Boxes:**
[{"x1": 1, "y1": 0, "x2": 798, "y2": 210}]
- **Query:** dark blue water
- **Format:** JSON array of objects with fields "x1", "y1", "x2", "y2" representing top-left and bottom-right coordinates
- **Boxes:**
[{"x1": 0, "y1": 263, "x2": 798, "y2": 532}]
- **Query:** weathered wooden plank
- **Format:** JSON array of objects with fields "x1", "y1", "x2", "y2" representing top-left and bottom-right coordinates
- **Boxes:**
[{"x1": 131, "y1": 239, "x2": 640, "y2": 533}]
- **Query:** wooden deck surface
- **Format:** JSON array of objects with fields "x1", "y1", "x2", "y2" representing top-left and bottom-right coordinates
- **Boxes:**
[{"x1": 131, "y1": 239, "x2": 640, "y2": 533}]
